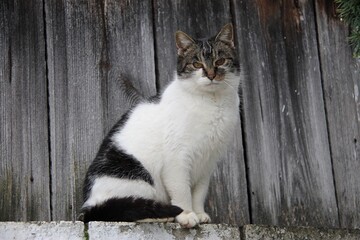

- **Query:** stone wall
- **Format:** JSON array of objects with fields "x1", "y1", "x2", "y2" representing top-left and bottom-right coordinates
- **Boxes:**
[{"x1": 1, "y1": 222, "x2": 359, "y2": 240}]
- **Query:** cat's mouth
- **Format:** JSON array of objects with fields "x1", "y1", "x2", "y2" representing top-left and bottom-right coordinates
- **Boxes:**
[{"x1": 206, "y1": 81, "x2": 220, "y2": 86}]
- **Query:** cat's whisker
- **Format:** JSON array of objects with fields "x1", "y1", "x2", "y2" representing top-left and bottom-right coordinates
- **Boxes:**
[{"x1": 223, "y1": 80, "x2": 236, "y2": 92}]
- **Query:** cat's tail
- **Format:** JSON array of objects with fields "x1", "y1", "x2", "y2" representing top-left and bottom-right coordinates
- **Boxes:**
[
  {"x1": 118, "y1": 75, "x2": 145, "y2": 107},
  {"x1": 79, "y1": 197, "x2": 183, "y2": 223}
]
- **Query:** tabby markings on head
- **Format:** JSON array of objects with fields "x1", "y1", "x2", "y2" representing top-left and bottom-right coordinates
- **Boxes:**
[{"x1": 175, "y1": 23, "x2": 238, "y2": 82}]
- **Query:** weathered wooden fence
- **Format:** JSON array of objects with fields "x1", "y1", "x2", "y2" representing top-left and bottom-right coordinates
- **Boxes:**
[{"x1": 1, "y1": 0, "x2": 359, "y2": 229}]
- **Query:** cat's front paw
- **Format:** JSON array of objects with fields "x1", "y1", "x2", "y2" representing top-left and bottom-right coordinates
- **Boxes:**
[
  {"x1": 196, "y1": 212, "x2": 211, "y2": 223},
  {"x1": 176, "y1": 210, "x2": 199, "y2": 228}
]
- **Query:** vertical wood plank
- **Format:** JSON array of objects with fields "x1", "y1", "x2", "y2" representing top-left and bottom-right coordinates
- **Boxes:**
[
  {"x1": 45, "y1": 0, "x2": 156, "y2": 220},
  {"x1": 0, "y1": 0, "x2": 50, "y2": 221},
  {"x1": 104, "y1": 0, "x2": 157, "y2": 129},
  {"x1": 44, "y1": 0, "x2": 69, "y2": 221},
  {"x1": 206, "y1": 119, "x2": 249, "y2": 225},
  {"x1": 45, "y1": 0, "x2": 106, "y2": 220},
  {"x1": 153, "y1": 0, "x2": 250, "y2": 225},
  {"x1": 315, "y1": 0, "x2": 360, "y2": 228},
  {"x1": 232, "y1": 0, "x2": 339, "y2": 227}
]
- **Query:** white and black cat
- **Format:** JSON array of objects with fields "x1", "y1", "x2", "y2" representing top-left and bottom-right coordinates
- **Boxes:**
[{"x1": 81, "y1": 23, "x2": 241, "y2": 228}]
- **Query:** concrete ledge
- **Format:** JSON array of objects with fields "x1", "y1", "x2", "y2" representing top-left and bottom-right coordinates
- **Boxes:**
[
  {"x1": 0, "y1": 221, "x2": 85, "y2": 240},
  {"x1": 1, "y1": 221, "x2": 360, "y2": 240},
  {"x1": 88, "y1": 222, "x2": 240, "y2": 240},
  {"x1": 242, "y1": 225, "x2": 360, "y2": 240}
]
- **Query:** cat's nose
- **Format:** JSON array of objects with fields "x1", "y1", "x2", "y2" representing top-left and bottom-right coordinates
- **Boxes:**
[
  {"x1": 206, "y1": 70, "x2": 216, "y2": 80},
  {"x1": 208, "y1": 75, "x2": 215, "y2": 80}
]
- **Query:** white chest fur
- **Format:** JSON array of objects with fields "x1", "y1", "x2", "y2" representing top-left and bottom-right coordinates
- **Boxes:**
[{"x1": 113, "y1": 77, "x2": 239, "y2": 187}]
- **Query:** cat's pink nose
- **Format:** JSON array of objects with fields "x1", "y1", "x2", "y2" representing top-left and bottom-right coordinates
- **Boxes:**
[{"x1": 206, "y1": 70, "x2": 216, "y2": 80}]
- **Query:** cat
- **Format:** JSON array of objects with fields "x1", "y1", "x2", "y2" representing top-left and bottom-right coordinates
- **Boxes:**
[{"x1": 80, "y1": 23, "x2": 241, "y2": 228}]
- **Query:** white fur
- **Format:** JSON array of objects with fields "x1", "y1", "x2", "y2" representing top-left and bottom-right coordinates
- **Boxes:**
[
  {"x1": 83, "y1": 177, "x2": 157, "y2": 208},
  {"x1": 87, "y1": 70, "x2": 241, "y2": 227}
]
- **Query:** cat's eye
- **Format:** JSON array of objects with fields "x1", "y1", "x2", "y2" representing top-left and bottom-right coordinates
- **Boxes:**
[
  {"x1": 193, "y1": 62, "x2": 203, "y2": 68},
  {"x1": 215, "y1": 58, "x2": 226, "y2": 66}
]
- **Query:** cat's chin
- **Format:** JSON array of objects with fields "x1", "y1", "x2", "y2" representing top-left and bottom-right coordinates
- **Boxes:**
[
  {"x1": 202, "y1": 85, "x2": 223, "y2": 93},
  {"x1": 198, "y1": 80, "x2": 227, "y2": 93}
]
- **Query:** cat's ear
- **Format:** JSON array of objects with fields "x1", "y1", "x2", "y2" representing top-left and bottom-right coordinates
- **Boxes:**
[
  {"x1": 215, "y1": 23, "x2": 234, "y2": 48},
  {"x1": 175, "y1": 31, "x2": 195, "y2": 55}
]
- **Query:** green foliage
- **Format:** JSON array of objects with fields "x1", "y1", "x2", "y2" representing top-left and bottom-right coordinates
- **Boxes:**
[{"x1": 335, "y1": 0, "x2": 360, "y2": 57}]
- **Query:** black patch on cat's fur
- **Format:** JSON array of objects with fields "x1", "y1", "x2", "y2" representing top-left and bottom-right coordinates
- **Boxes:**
[
  {"x1": 83, "y1": 111, "x2": 154, "y2": 201},
  {"x1": 85, "y1": 146, "x2": 154, "y2": 183},
  {"x1": 81, "y1": 197, "x2": 183, "y2": 223}
]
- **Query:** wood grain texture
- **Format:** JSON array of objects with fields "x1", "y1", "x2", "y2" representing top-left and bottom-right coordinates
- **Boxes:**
[
  {"x1": 232, "y1": 0, "x2": 339, "y2": 227},
  {"x1": 103, "y1": 0, "x2": 157, "y2": 130},
  {"x1": 206, "y1": 119, "x2": 249, "y2": 225},
  {"x1": 0, "y1": 0, "x2": 50, "y2": 221},
  {"x1": 45, "y1": 0, "x2": 106, "y2": 220},
  {"x1": 315, "y1": 0, "x2": 360, "y2": 228},
  {"x1": 45, "y1": 0, "x2": 156, "y2": 220},
  {"x1": 153, "y1": 0, "x2": 250, "y2": 225},
  {"x1": 1, "y1": 0, "x2": 359, "y2": 227}
]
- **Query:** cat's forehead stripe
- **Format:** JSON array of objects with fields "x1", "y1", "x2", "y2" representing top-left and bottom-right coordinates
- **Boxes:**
[{"x1": 201, "y1": 40, "x2": 212, "y2": 57}]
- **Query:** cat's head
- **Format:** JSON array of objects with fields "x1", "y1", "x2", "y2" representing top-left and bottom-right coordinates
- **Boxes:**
[{"x1": 175, "y1": 23, "x2": 239, "y2": 93}]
